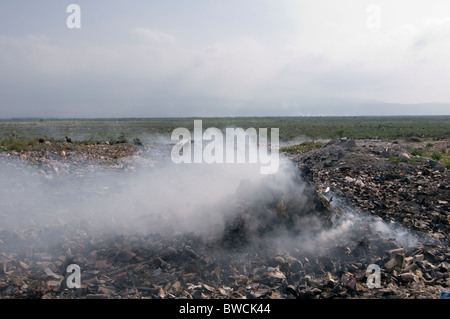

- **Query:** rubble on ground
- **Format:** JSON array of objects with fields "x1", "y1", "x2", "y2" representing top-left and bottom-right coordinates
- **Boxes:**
[
  {"x1": 0, "y1": 139, "x2": 448, "y2": 299},
  {"x1": 287, "y1": 138, "x2": 449, "y2": 241},
  {"x1": 0, "y1": 141, "x2": 168, "y2": 178}
]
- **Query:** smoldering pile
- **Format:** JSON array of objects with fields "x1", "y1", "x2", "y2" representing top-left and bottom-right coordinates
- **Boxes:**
[
  {"x1": 0, "y1": 141, "x2": 448, "y2": 299},
  {"x1": 219, "y1": 174, "x2": 335, "y2": 249}
]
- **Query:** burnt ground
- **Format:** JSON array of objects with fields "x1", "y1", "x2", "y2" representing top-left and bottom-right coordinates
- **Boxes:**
[{"x1": 0, "y1": 139, "x2": 449, "y2": 299}]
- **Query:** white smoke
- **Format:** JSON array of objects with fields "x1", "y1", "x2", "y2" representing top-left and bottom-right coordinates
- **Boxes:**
[
  {"x1": 0, "y1": 140, "x2": 420, "y2": 256},
  {"x1": 0, "y1": 145, "x2": 293, "y2": 242}
]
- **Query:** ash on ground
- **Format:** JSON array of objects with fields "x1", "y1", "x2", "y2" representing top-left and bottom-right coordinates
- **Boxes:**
[{"x1": 0, "y1": 139, "x2": 448, "y2": 299}]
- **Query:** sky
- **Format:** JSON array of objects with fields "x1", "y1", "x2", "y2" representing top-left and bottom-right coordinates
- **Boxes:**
[{"x1": 1, "y1": 0, "x2": 450, "y2": 117}]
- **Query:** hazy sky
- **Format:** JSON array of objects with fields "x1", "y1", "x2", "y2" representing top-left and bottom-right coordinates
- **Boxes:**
[{"x1": 1, "y1": 0, "x2": 450, "y2": 117}]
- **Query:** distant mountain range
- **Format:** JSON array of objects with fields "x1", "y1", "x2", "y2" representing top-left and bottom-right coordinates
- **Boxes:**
[{"x1": 1, "y1": 97, "x2": 449, "y2": 118}]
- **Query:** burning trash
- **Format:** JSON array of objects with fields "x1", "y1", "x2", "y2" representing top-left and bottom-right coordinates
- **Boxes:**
[
  {"x1": 0, "y1": 138, "x2": 448, "y2": 299},
  {"x1": 220, "y1": 177, "x2": 337, "y2": 249}
]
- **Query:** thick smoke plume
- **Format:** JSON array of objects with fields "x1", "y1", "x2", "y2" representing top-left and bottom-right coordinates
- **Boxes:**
[{"x1": 0, "y1": 141, "x2": 419, "y2": 257}]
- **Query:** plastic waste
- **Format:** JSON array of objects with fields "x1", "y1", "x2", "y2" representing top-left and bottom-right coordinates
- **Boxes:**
[{"x1": 440, "y1": 291, "x2": 450, "y2": 299}]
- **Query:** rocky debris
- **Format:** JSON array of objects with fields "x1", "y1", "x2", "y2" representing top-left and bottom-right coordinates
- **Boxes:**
[
  {"x1": 0, "y1": 141, "x2": 171, "y2": 180},
  {"x1": 1, "y1": 222, "x2": 447, "y2": 299},
  {"x1": 283, "y1": 138, "x2": 450, "y2": 298},
  {"x1": 287, "y1": 138, "x2": 449, "y2": 240},
  {"x1": 3, "y1": 140, "x2": 137, "y2": 163},
  {"x1": 0, "y1": 139, "x2": 449, "y2": 299}
]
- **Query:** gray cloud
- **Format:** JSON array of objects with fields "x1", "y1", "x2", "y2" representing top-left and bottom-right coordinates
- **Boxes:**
[{"x1": 1, "y1": 1, "x2": 450, "y2": 117}]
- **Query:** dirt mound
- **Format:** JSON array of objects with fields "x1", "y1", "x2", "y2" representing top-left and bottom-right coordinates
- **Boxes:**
[
  {"x1": 286, "y1": 138, "x2": 449, "y2": 238},
  {"x1": 220, "y1": 177, "x2": 336, "y2": 249}
]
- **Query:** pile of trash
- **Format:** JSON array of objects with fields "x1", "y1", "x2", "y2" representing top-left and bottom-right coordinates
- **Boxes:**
[
  {"x1": 288, "y1": 138, "x2": 449, "y2": 240},
  {"x1": 0, "y1": 139, "x2": 449, "y2": 299}
]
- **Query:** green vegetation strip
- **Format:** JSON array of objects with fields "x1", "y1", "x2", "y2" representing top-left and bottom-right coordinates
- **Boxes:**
[{"x1": 1, "y1": 116, "x2": 449, "y2": 143}]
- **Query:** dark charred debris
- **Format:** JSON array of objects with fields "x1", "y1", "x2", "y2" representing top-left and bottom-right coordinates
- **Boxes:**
[{"x1": 0, "y1": 138, "x2": 449, "y2": 299}]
